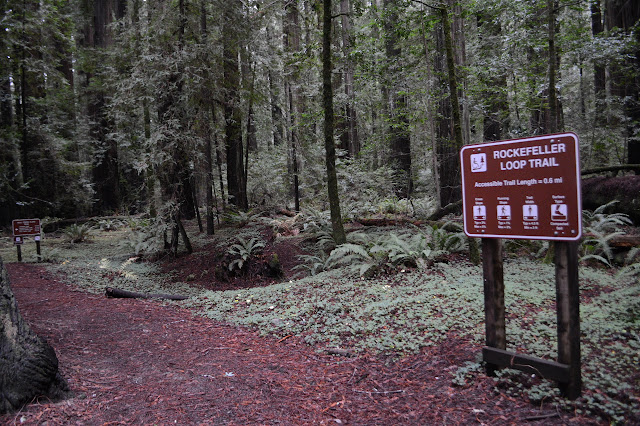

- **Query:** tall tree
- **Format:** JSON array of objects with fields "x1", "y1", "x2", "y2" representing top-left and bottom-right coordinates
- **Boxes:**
[
  {"x1": 383, "y1": 0, "x2": 413, "y2": 198},
  {"x1": 589, "y1": 0, "x2": 608, "y2": 164},
  {"x1": 0, "y1": 0, "x2": 88, "y2": 223},
  {"x1": 605, "y1": 0, "x2": 640, "y2": 165},
  {"x1": 283, "y1": 0, "x2": 303, "y2": 211},
  {"x1": 433, "y1": 2, "x2": 464, "y2": 207},
  {"x1": 475, "y1": 5, "x2": 509, "y2": 142},
  {"x1": 80, "y1": 0, "x2": 126, "y2": 214},
  {"x1": 222, "y1": 1, "x2": 248, "y2": 210},
  {"x1": 547, "y1": 0, "x2": 561, "y2": 133},
  {"x1": 323, "y1": 0, "x2": 346, "y2": 245},
  {"x1": 200, "y1": 0, "x2": 215, "y2": 235},
  {"x1": 266, "y1": 23, "x2": 285, "y2": 147},
  {"x1": 339, "y1": 0, "x2": 360, "y2": 157}
]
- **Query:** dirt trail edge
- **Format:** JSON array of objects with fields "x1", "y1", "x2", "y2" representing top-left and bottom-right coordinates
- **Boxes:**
[{"x1": 1, "y1": 263, "x2": 596, "y2": 425}]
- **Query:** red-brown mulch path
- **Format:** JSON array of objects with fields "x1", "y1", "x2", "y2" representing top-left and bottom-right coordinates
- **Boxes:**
[{"x1": 2, "y1": 263, "x2": 598, "y2": 425}]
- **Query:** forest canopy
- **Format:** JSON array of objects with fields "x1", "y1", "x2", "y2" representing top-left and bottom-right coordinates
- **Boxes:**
[{"x1": 1, "y1": 0, "x2": 638, "y2": 229}]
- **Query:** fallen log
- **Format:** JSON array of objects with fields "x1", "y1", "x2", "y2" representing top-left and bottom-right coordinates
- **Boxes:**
[
  {"x1": 582, "y1": 175, "x2": 640, "y2": 224},
  {"x1": 583, "y1": 234, "x2": 640, "y2": 248},
  {"x1": 610, "y1": 235, "x2": 640, "y2": 248},
  {"x1": 105, "y1": 287, "x2": 188, "y2": 301},
  {"x1": 277, "y1": 208, "x2": 297, "y2": 217},
  {"x1": 581, "y1": 164, "x2": 640, "y2": 176},
  {"x1": 428, "y1": 200, "x2": 463, "y2": 221},
  {"x1": 356, "y1": 217, "x2": 423, "y2": 227}
]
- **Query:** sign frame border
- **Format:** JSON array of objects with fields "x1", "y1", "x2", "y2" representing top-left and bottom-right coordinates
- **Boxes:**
[
  {"x1": 12, "y1": 218, "x2": 42, "y2": 237},
  {"x1": 460, "y1": 132, "x2": 582, "y2": 242}
]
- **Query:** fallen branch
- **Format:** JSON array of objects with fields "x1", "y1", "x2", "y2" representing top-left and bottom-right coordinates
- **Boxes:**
[
  {"x1": 353, "y1": 389, "x2": 405, "y2": 395},
  {"x1": 522, "y1": 412, "x2": 560, "y2": 421},
  {"x1": 105, "y1": 287, "x2": 188, "y2": 301},
  {"x1": 324, "y1": 347, "x2": 356, "y2": 357},
  {"x1": 277, "y1": 334, "x2": 293, "y2": 343}
]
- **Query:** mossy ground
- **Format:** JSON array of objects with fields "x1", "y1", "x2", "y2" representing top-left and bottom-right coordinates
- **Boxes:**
[{"x1": 2, "y1": 217, "x2": 638, "y2": 422}]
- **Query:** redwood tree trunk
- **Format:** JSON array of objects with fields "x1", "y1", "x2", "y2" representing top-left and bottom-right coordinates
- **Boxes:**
[
  {"x1": 340, "y1": 0, "x2": 359, "y2": 157},
  {"x1": 323, "y1": 0, "x2": 346, "y2": 245},
  {"x1": 84, "y1": 0, "x2": 126, "y2": 215},
  {"x1": 383, "y1": 0, "x2": 412, "y2": 198},
  {"x1": 0, "y1": 258, "x2": 68, "y2": 413},
  {"x1": 605, "y1": 0, "x2": 640, "y2": 165},
  {"x1": 434, "y1": 5, "x2": 463, "y2": 207},
  {"x1": 223, "y1": 3, "x2": 248, "y2": 210}
]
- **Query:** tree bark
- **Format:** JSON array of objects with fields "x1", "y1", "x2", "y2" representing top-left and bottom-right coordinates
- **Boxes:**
[
  {"x1": 547, "y1": 0, "x2": 560, "y2": 134},
  {"x1": 383, "y1": 0, "x2": 412, "y2": 198},
  {"x1": 477, "y1": 10, "x2": 509, "y2": 142},
  {"x1": 284, "y1": 1, "x2": 303, "y2": 212},
  {"x1": 323, "y1": 0, "x2": 347, "y2": 245},
  {"x1": 340, "y1": 0, "x2": 359, "y2": 157},
  {"x1": 205, "y1": 132, "x2": 215, "y2": 235},
  {"x1": 605, "y1": 0, "x2": 640, "y2": 165},
  {"x1": 0, "y1": 258, "x2": 68, "y2": 413},
  {"x1": 434, "y1": 4, "x2": 464, "y2": 207},
  {"x1": 84, "y1": 0, "x2": 126, "y2": 215},
  {"x1": 223, "y1": 2, "x2": 248, "y2": 210},
  {"x1": 266, "y1": 22, "x2": 284, "y2": 147}
]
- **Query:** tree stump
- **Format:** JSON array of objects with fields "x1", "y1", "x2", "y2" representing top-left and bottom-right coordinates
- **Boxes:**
[{"x1": 0, "y1": 257, "x2": 68, "y2": 413}]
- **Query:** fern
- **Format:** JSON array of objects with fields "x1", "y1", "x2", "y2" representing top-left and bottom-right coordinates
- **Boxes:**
[
  {"x1": 426, "y1": 222, "x2": 466, "y2": 253},
  {"x1": 582, "y1": 201, "x2": 632, "y2": 233},
  {"x1": 580, "y1": 253, "x2": 613, "y2": 268},
  {"x1": 223, "y1": 209, "x2": 263, "y2": 227},
  {"x1": 616, "y1": 248, "x2": 640, "y2": 278},
  {"x1": 383, "y1": 233, "x2": 428, "y2": 267},
  {"x1": 296, "y1": 208, "x2": 337, "y2": 250},
  {"x1": 298, "y1": 225, "x2": 473, "y2": 277},
  {"x1": 97, "y1": 218, "x2": 125, "y2": 231},
  {"x1": 325, "y1": 243, "x2": 385, "y2": 277},
  {"x1": 63, "y1": 223, "x2": 95, "y2": 243},
  {"x1": 578, "y1": 201, "x2": 636, "y2": 267},
  {"x1": 122, "y1": 229, "x2": 160, "y2": 256},
  {"x1": 293, "y1": 253, "x2": 331, "y2": 276},
  {"x1": 581, "y1": 228, "x2": 624, "y2": 265},
  {"x1": 227, "y1": 237, "x2": 266, "y2": 271},
  {"x1": 326, "y1": 243, "x2": 372, "y2": 268}
]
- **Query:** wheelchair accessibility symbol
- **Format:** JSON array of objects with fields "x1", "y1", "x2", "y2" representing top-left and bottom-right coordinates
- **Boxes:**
[{"x1": 470, "y1": 153, "x2": 487, "y2": 172}]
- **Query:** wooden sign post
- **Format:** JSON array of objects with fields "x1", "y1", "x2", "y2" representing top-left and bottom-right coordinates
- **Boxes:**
[
  {"x1": 461, "y1": 133, "x2": 582, "y2": 399},
  {"x1": 12, "y1": 219, "x2": 42, "y2": 262}
]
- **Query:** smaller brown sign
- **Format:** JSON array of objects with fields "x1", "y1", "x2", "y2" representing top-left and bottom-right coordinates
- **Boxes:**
[
  {"x1": 14, "y1": 236, "x2": 24, "y2": 245},
  {"x1": 12, "y1": 219, "x2": 41, "y2": 237}
]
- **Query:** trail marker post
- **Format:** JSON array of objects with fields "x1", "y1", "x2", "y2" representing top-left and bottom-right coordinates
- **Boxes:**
[
  {"x1": 460, "y1": 133, "x2": 582, "y2": 399},
  {"x1": 12, "y1": 219, "x2": 42, "y2": 262}
]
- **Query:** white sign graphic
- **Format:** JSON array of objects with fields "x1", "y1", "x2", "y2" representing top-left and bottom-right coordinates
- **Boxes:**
[
  {"x1": 473, "y1": 205, "x2": 487, "y2": 220},
  {"x1": 551, "y1": 204, "x2": 568, "y2": 221},
  {"x1": 471, "y1": 153, "x2": 487, "y2": 172},
  {"x1": 523, "y1": 205, "x2": 539, "y2": 221},
  {"x1": 497, "y1": 205, "x2": 511, "y2": 221}
]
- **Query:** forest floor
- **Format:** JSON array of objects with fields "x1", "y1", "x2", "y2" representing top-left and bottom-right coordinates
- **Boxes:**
[{"x1": 0, "y1": 215, "x2": 637, "y2": 424}]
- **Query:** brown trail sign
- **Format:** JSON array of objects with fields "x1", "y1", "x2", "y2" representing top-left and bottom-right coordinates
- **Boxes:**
[
  {"x1": 460, "y1": 133, "x2": 581, "y2": 241},
  {"x1": 460, "y1": 133, "x2": 582, "y2": 399},
  {"x1": 12, "y1": 219, "x2": 42, "y2": 262}
]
